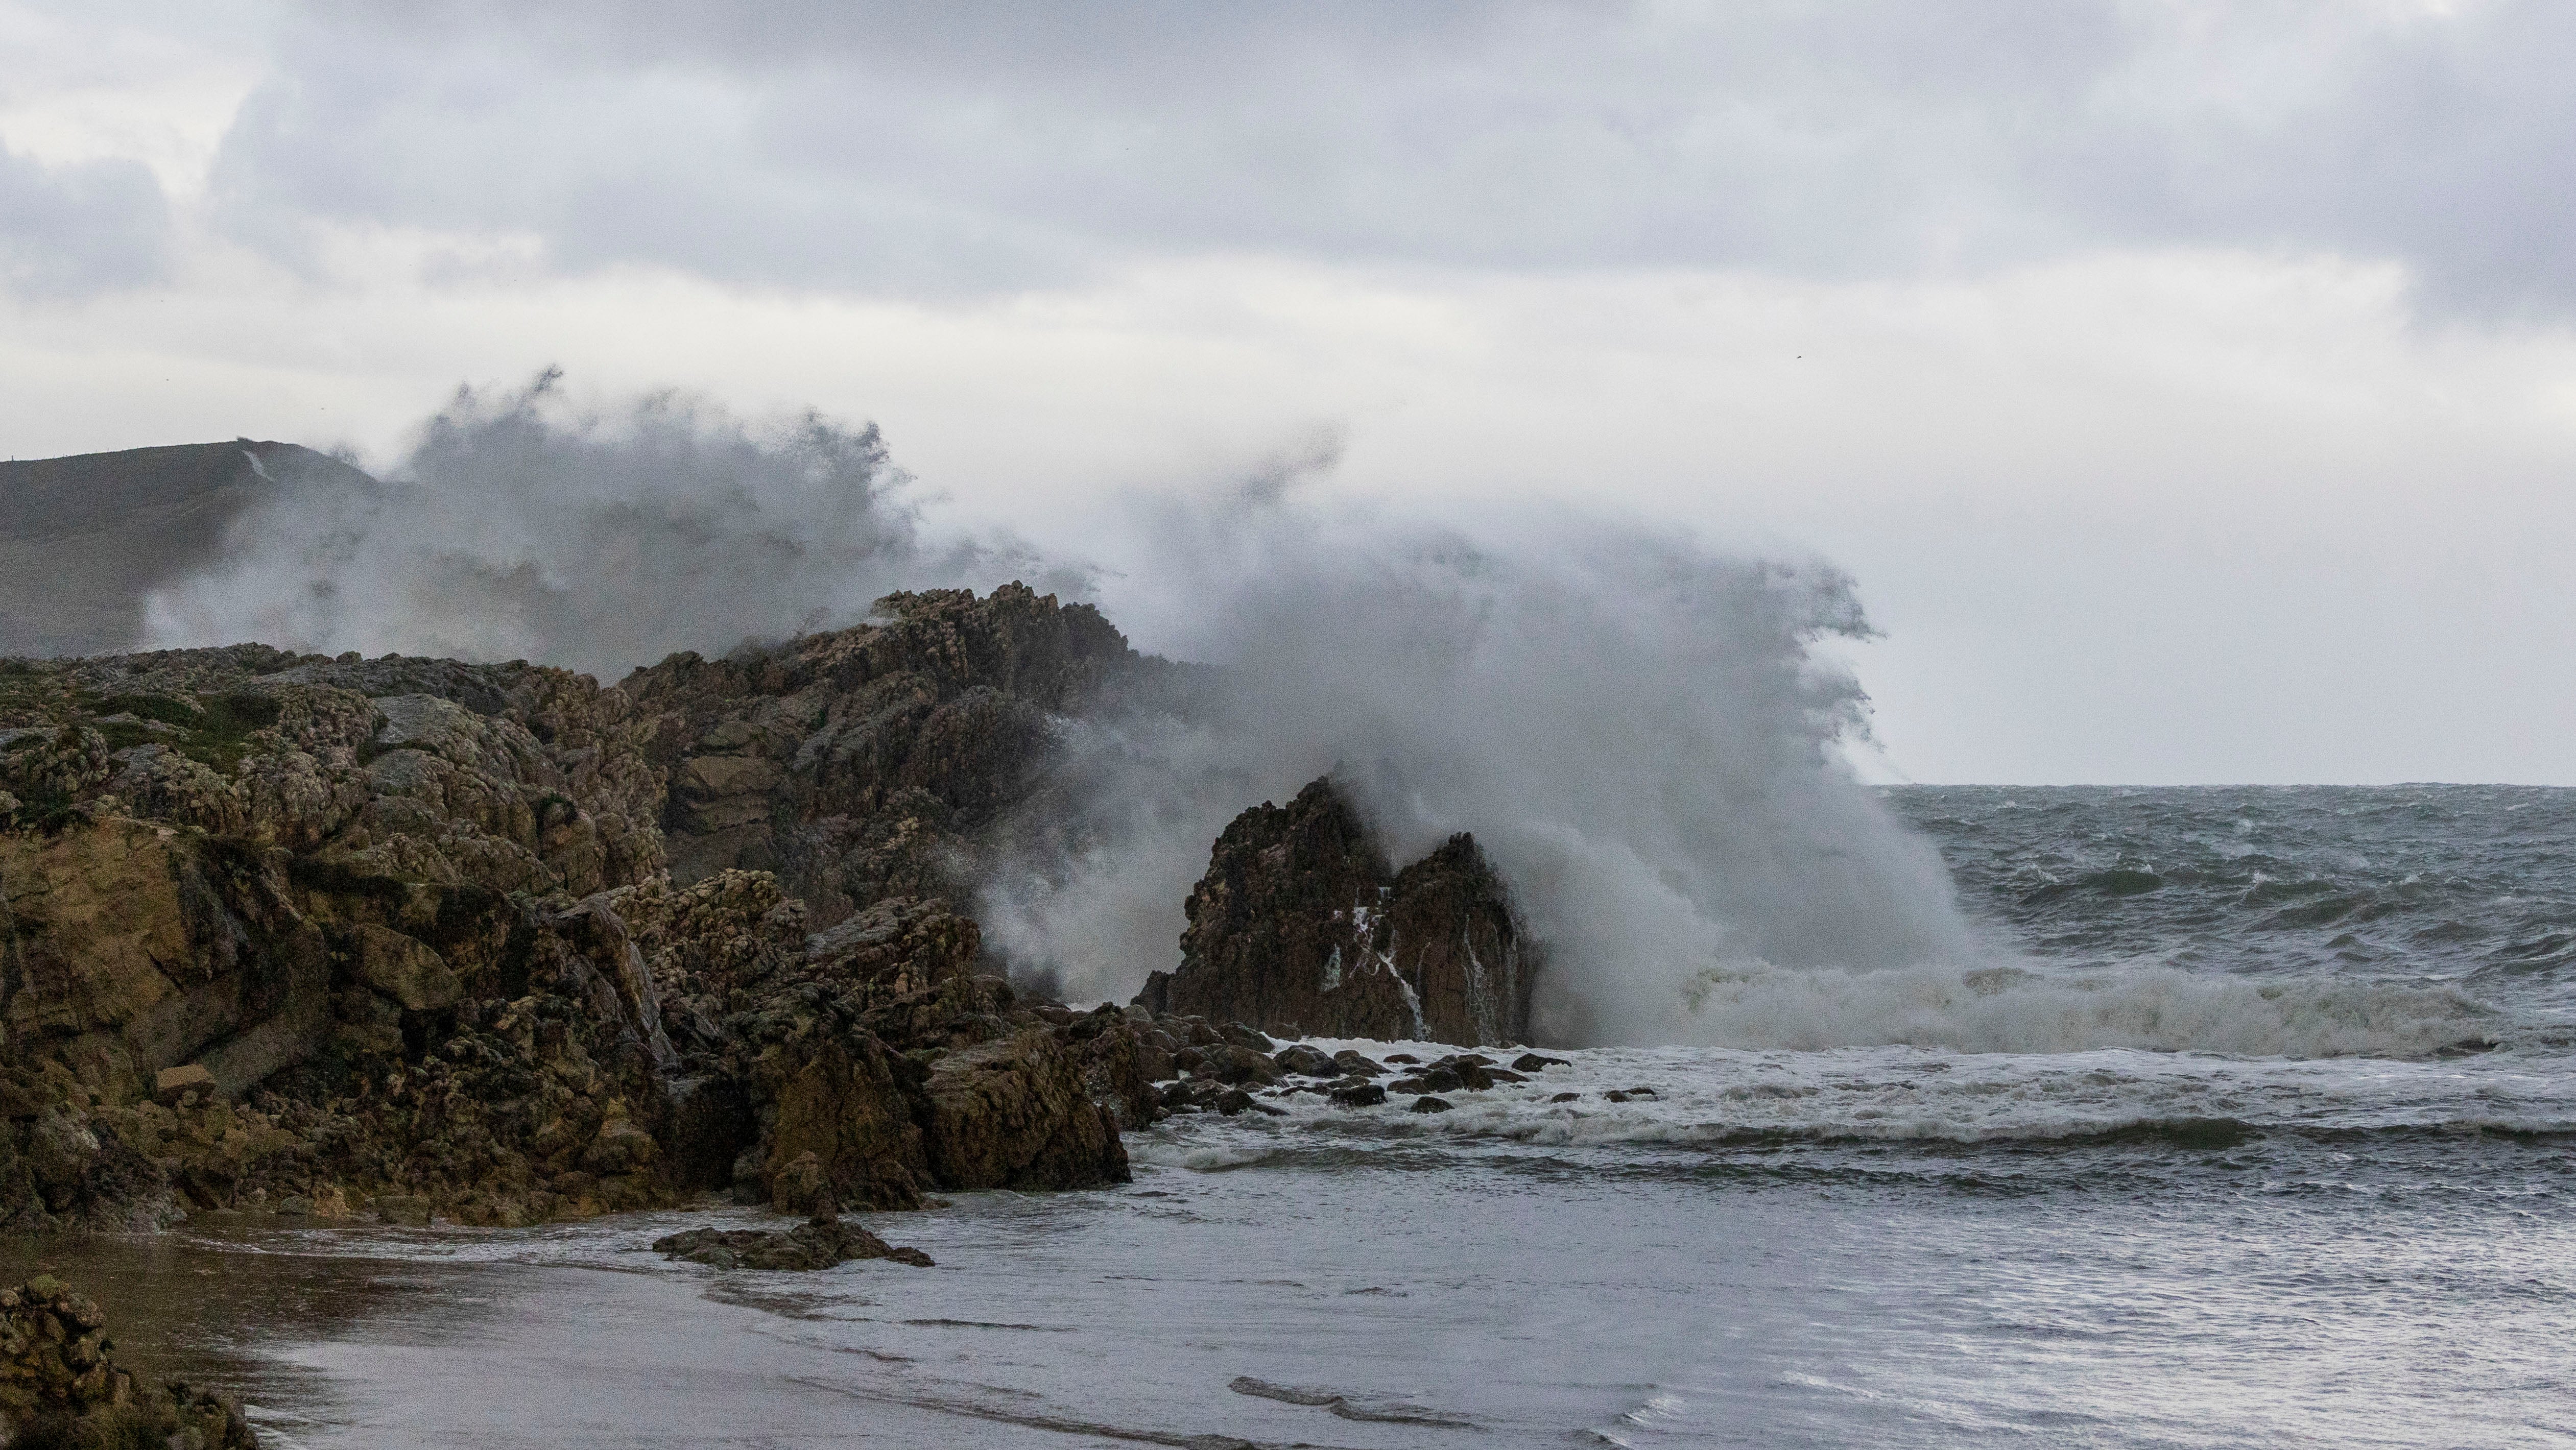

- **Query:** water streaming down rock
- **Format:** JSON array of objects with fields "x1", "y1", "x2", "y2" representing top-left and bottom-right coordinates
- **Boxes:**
[{"x1": 1134, "y1": 777, "x2": 1535, "y2": 1046}]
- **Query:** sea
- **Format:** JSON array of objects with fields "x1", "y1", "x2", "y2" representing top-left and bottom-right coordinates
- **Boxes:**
[{"x1": 10, "y1": 785, "x2": 2573, "y2": 1448}]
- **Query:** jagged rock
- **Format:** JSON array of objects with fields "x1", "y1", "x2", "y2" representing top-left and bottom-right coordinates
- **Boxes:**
[
  {"x1": 0, "y1": 587, "x2": 1181, "y2": 1235},
  {"x1": 920, "y1": 1028, "x2": 1129, "y2": 1190},
  {"x1": 1328, "y1": 1082, "x2": 1388, "y2": 1107},
  {"x1": 1513, "y1": 1053, "x2": 1570, "y2": 1072},
  {"x1": 619, "y1": 584, "x2": 1179, "y2": 926},
  {"x1": 1330, "y1": 1050, "x2": 1384, "y2": 1077},
  {"x1": 652, "y1": 1212, "x2": 934, "y2": 1270},
  {"x1": 1410, "y1": 1096, "x2": 1454, "y2": 1114},
  {"x1": 0, "y1": 1276, "x2": 259, "y2": 1447},
  {"x1": 1137, "y1": 777, "x2": 1537, "y2": 1046}
]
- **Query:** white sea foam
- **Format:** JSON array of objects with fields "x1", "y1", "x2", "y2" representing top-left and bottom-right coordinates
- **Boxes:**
[
  {"x1": 1661, "y1": 960, "x2": 2501, "y2": 1058},
  {"x1": 1117, "y1": 1026, "x2": 2576, "y2": 1162}
]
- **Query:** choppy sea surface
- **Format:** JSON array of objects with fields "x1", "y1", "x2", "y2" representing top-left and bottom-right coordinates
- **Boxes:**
[{"x1": 10, "y1": 786, "x2": 2574, "y2": 1447}]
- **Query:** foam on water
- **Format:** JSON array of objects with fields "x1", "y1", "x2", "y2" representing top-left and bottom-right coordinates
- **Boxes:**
[{"x1": 1128, "y1": 1034, "x2": 2576, "y2": 1165}]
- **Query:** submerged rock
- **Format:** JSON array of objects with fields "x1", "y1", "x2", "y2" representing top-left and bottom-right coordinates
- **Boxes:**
[
  {"x1": 652, "y1": 1212, "x2": 934, "y2": 1270},
  {"x1": 1134, "y1": 777, "x2": 1539, "y2": 1046}
]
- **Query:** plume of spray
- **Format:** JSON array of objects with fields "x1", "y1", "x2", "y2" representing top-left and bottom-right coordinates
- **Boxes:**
[
  {"x1": 981, "y1": 458, "x2": 1978, "y2": 1045},
  {"x1": 141, "y1": 370, "x2": 1001, "y2": 679},
  {"x1": 986, "y1": 456, "x2": 2494, "y2": 1056},
  {"x1": 142, "y1": 383, "x2": 2491, "y2": 1055}
]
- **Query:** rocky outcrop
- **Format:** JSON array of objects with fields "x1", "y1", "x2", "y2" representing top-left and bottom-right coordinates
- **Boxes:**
[
  {"x1": 653, "y1": 1212, "x2": 934, "y2": 1270},
  {"x1": 0, "y1": 1276, "x2": 258, "y2": 1448},
  {"x1": 0, "y1": 586, "x2": 1164, "y2": 1234},
  {"x1": 625, "y1": 871, "x2": 1128, "y2": 1212},
  {"x1": 618, "y1": 583, "x2": 1179, "y2": 929},
  {"x1": 1136, "y1": 777, "x2": 1537, "y2": 1046}
]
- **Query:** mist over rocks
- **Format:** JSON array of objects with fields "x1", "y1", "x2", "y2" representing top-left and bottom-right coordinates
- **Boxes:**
[
  {"x1": 616, "y1": 579, "x2": 1187, "y2": 931},
  {"x1": 13, "y1": 403, "x2": 2003, "y2": 1067},
  {"x1": 137, "y1": 375, "x2": 1047, "y2": 680},
  {"x1": 0, "y1": 441, "x2": 366, "y2": 661}
]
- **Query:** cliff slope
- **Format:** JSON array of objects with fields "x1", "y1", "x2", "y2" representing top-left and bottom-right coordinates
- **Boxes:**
[{"x1": 0, "y1": 442, "x2": 372, "y2": 659}]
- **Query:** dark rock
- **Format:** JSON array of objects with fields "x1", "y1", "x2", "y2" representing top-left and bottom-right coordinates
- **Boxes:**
[
  {"x1": 652, "y1": 1212, "x2": 935, "y2": 1271},
  {"x1": 1270, "y1": 1043, "x2": 1339, "y2": 1077},
  {"x1": 1513, "y1": 1053, "x2": 1570, "y2": 1072},
  {"x1": 1384, "y1": 1053, "x2": 1421, "y2": 1065},
  {"x1": 1136, "y1": 777, "x2": 1538, "y2": 1045},
  {"x1": 1484, "y1": 1068, "x2": 1526, "y2": 1083},
  {"x1": 1549, "y1": 1092, "x2": 1581, "y2": 1103},
  {"x1": 1329, "y1": 1050, "x2": 1384, "y2": 1077},
  {"x1": 1192, "y1": 1043, "x2": 1284, "y2": 1087},
  {"x1": 1409, "y1": 1096, "x2": 1454, "y2": 1114},
  {"x1": 0, "y1": 1276, "x2": 260, "y2": 1446},
  {"x1": 1328, "y1": 1082, "x2": 1388, "y2": 1107},
  {"x1": 374, "y1": 1195, "x2": 433, "y2": 1226}
]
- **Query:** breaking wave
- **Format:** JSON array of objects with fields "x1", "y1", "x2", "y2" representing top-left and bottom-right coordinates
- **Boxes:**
[
  {"x1": 1669, "y1": 960, "x2": 2500, "y2": 1058},
  {"x1": 135, "y1": 382, "x2": 2546, "y2": 1059},
  {"x1": 983, "y1": 481, "x2": 1977, "y2": 1045}
]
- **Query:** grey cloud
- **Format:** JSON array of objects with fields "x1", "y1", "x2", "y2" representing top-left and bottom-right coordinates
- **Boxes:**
[
  {"x1": 0, "y1": 140, "x2": 172, "y2": 299},
  {"x1": 211, "y1": 1, "x2": 2576, "y2": 312}
]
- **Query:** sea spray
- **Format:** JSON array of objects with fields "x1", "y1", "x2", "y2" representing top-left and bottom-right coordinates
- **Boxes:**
[
  {"x1": 982, "y1": 485, "x2": 1977, "y2": 1043},
  {"x1": 139, "y1": 372, "x2": 1010, "y2": 679}
]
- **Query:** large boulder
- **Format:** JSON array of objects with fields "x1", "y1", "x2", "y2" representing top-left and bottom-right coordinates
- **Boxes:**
[
  {"x1": 1137, "y1": 777, "x2": 1537, "y2": 1046},
  {"x1": 919, "y1": 1028, "x2": 1127, "y2": 1191}
]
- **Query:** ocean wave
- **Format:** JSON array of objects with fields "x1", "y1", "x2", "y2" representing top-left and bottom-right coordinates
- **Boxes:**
[
  {"x1": 1149, "y1": 1036, "x2": 2576, "y2": 1153},
  {"x1": 1665, "y1": 960, "x2": 2501, "y2": 1058}
]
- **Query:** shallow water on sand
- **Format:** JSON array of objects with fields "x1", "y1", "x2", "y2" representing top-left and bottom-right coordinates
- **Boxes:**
[{"x1": 10, "y1": 1055, "x2": 2572, "y2": 1450}]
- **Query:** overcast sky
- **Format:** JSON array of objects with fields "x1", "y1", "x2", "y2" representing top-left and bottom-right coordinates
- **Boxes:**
[{"x1": 4, "y1": 0, "x2": 2572, "y2": 784}]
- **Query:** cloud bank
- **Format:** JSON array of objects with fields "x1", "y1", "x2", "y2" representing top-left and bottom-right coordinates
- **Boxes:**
[{"x1": 150, "y1": 0, "x2": 2568, "y2": 316}]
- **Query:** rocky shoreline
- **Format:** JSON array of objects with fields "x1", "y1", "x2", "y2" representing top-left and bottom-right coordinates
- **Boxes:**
[
  {"x1": 0, "y1": 1276, "x2": 258, "y2": 1448},
  {"x1": 0, "y1": 583, "x2": 1552, "y2": 1242}
]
